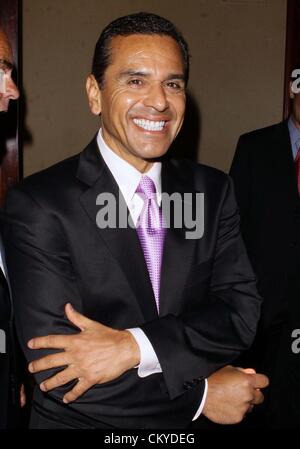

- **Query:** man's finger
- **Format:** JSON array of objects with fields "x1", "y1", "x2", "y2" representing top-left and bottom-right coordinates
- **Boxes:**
[
  {"x1": 40, "y1": 366, "x2": 77, "y2": 392},
  {"x1": 20, "y1": 384, "x2": 26, "y2": 408},
  {"x1": 63, "y1": 378, "x2": 91, "y2": 403},
  {"x1": 251, "y1": 388, "x2": 264, "y2": 405},
  {"x1": 235, "y1": 367, "x2": 257, "y2": 374},
  {"x1": 242, "y1": 368, "x2": 256, "y2": 374},
  {"x1": 65, "y1": 303, "x2": 94, "y2": 331},
  {"x1": 28, "y1": 334, "x2": 71, "y2": 350},
  {"x1": 29, "y1": 352, "x2": 70, "y2": 374},
  {"x1": 252, "y1": 373, "x2": 269, "y2": 389}
]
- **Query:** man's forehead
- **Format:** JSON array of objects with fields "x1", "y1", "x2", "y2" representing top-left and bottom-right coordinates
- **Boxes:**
[{"x1": 109, "y1": 34, "x2": 183, "y2": 65}]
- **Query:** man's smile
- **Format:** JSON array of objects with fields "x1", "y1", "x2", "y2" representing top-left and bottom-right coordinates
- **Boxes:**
[{"x1": 132, "y1": 118, "x2": 167, "y2": 132}]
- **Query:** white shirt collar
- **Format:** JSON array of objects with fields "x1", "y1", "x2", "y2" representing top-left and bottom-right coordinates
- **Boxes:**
[{"x1": 96, "y1": 129, "x2": 162, "y2": 205}]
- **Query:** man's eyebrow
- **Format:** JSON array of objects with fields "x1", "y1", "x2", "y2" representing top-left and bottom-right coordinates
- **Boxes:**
[
  {"x1": 0, "y1": 59, "x2": 13, "y2": 70},
  {"x1": 118, "y1": 70, "x2": 185, "y2": 81},
  {"x1": 119, "y1": 70, "x2": 150, "y2": 78},
  {"x1": 165, "y1": 74, "x2": 185, "y2": 82}
]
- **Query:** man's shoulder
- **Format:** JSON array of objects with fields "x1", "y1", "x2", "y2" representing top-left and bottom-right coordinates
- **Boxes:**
[
  {"x1": 6, "y1": 152, "x2": 82, "y2": 208},
  {"x1": 23, "y1": 153, "x2": 80, "y2": 188},
  {"x1": 238, "y1": 121, "x2": 287, "y2": 144},
  {"x1": 16, "y1": 136, "x2": 99, "y2": 197}
]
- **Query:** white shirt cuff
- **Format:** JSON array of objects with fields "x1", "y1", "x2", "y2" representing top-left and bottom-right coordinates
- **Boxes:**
[
  {"x1": 127, "y1": 327, "x2": 162, "y2": 377},
  {"x1": 192, "y1": 378, "x2": 208, "y2": 421},
  {"x1": 128, "y1": 328, "x2": 206, "y2": 421}
]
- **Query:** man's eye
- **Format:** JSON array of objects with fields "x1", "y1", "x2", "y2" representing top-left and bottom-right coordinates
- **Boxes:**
[
  {"x1": 166, "y1": 82, "x2": 183, "y2": 90},
  {"x1": 128, "y1": 79, "x2": 143, "y2": 86}
]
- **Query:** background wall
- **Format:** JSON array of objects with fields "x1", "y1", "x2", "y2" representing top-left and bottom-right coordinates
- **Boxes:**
[{"x1": 23, "y1": 0, "x2": 287, "y2": 176}]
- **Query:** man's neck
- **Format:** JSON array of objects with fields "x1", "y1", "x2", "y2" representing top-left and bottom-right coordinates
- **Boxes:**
[{"x1": 291, "y1": 115, "x2": 300, "y2": 132}]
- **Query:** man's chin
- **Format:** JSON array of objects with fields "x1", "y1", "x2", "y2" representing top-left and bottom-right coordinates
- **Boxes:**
[{"x1": 138, "y1": 144, "x2": 171, "y2": 160}]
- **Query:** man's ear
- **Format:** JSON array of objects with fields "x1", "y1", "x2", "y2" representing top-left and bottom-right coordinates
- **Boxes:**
[{"x1": 86, "y1": 74, "x2": 102, "y2": 115}]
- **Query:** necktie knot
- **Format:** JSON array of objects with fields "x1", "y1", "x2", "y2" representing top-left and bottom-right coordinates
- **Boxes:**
[{"x1": 136, "y1": 176, "x2": 157, "y2": 200}]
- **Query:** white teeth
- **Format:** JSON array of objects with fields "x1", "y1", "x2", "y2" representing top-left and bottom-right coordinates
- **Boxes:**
[{"x1": 133, "y1": 118, "x2": 165, "y2": 131}]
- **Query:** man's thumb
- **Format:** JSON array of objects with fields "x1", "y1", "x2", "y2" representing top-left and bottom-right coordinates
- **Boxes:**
[
  {"x1": 65, "y1": 303, "x2": 93, "y2": 331},
  {"x1": 253, "y1": 373, "x2": 269, "y2": 389}
]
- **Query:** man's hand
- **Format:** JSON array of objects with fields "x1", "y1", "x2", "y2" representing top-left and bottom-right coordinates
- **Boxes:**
[
  {"x1": 27, "y1": 303, "x2": 140, "y2": 403},
  {"x1": 203, "y1": 365, "x2": 269, "y2": 424},
  {"x1": 20, "y1": 383, "x2": 26, "y2": 408}
]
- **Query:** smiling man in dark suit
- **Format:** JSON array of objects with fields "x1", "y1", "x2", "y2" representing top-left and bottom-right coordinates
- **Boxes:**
[
  {"x1": 4, "y1": 13, "x2": 268, "y2": 429},
  {"x1": 230, "y1": 66, "x2": 300, "y2": 428}
]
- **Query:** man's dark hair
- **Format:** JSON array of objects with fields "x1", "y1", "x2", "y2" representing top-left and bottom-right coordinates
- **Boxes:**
[{"x1": 92, "y1": 12, "x2": 190, "y2": 88}]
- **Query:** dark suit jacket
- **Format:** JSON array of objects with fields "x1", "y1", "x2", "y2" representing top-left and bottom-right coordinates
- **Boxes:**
[
  {"x1": 0, "y1": 263, "x2": 19, "y2": 429},
  {"x1": 3, "y1": 137, "x2": 261, "y2": 429},
  {"x1": 230, "y1": 120, "x2": 300, "y2": 428}
]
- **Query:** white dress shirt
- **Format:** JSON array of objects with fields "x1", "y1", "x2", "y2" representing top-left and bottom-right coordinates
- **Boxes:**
[{"x1": 97, "y1": 129, "x2": 207, "y2": 420}]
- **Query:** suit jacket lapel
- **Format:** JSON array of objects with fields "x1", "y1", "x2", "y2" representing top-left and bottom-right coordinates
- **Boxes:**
[
  {"x1": 159, "y1": 160, "x2": 197, "y2": 316},
  {"x1": 77, "y1": 138, "x2": 158, "y2": 322}
]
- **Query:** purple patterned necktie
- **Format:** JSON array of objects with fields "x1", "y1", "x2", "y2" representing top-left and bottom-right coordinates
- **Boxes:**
[{"x1": 136, "y1": 176, "x2": 166, "y2": 312}]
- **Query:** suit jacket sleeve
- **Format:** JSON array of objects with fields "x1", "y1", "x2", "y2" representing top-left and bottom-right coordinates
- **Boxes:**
[
  {"x1": 3, "y1": 186, "x2": 83, "y2": 404},
  {"x1": 141, "y1": 176, "x2": 261, "y2": 399}
]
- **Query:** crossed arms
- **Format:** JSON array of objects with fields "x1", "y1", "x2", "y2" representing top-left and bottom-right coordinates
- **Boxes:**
[{"x1": 28, "y1": 302, "x2": 268, "y2": 424}]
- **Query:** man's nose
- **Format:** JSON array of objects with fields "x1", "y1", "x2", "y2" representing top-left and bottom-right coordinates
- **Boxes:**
[
  {"x1": 6, "y1": 77, "x2": 20, "y2": 100},
  {"x1": 144, "y1": 83, "x2": 168, "y2": 112}
]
